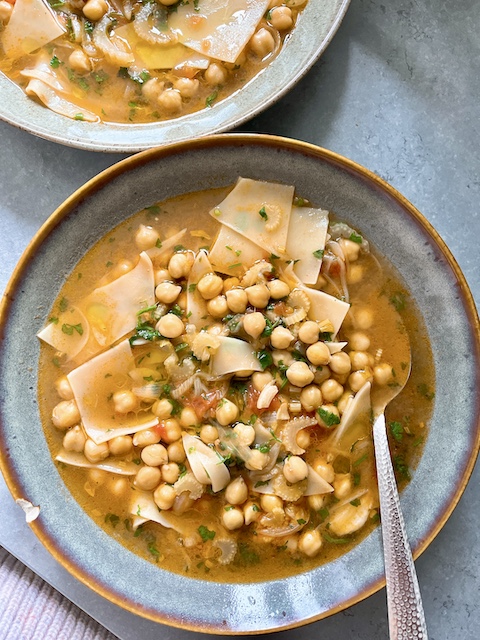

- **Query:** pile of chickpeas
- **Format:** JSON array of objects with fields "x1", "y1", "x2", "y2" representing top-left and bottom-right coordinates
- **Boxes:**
[{"x1": 49, "y1": 215, "x2": 396, "y2": 562}]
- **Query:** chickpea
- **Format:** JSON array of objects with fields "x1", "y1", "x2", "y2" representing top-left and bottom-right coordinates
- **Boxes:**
[
  {"x1": 153, "y1": 483, "x2": 176, "y2": 510},
  {"x1": 155, "y1": 281, "x2": 182, "y2": 304},
  {"x1": 0, "y1": 1, "x2": 13, "y2": 23},
  {"x1": 333, "y1": 473, "x2": 352, "y2": 499},
  {"x1": 215, "y1": 398, "x2": 239, "y2": 426},
  {"x1": 267, "y1": 279, "x2": 290, "y2": 299},
  {"x1": 226, "y1": 288, "x2": 248, "y2": 313},
  {"x1": 260, "y1": 494, "x2": 283, "y2": 513},
  {"x1": 269, "y1": 6, "x2": 293, "y2": 30},
  {"x1": 355, "y1": 307, "x2": 374, "y2": 330},
  {"x1": 225, "y1": 477, "x2": 248, "y2": 505},
  {"x1": 156, "y1": 313, "x2": 184, "y2": 338},
  {"x1": 223, "y1": 277, "x2": 240, "y2": 293},
  {"x1": 306, "y1": 341, "x2": 331, "y2": 366},
  {"x1": 62, "y1": 425, "x2": 86, "y2": 453},
  {"x1": 270, "y1": 326, "x2": 294, "y2": 349},
  {"x1": 233, "y1": 423, "x2": 255, "y2": 446},
  {"x1": 350, "y1": 350, "x2": 373, "y2": 371},
  {"x1": 52, "y1": 400, "x2": 80, "y2": 430},
  {"x1": 152, "y1": 398, "x2": 173, "y2": 419},
  {"x1": 296, "y1": 429, "x2": 310, "y2": 449},
  {"x1": 316, "y1": 403, "x2": 340, "y2": 427},
  {"x1": 168, "y1": 252, "x2": 193, "y2": 279},
  {"x1": 175, "y1": 77, "x2": 199, "y2": 98},
  {"x1": 329, "y1": 351, "x2": 352, "y2": 375},
  {"x1": 337, "y1": 391, "x2": 353, "y2": 414},
  {"x1": 133, "y1": 429, "x2": 161, "y2": 447},
  {"x1": 222, "y1": 507, "x2": 244, "y2": 530},
  {"x1": 245, "y1": 449, "x2": 269, "y2": 471},
  {"x1": 135, "y1": 466, "x2": 162, "y2": 491},
  {"x1": 135, "y1": 224, "x2": 159, "y2": 251},
  {"x1": 320, "y1": 379, "x2": 344, "y2": 403},
  {"x1": 141, "y1": 443, "x2": 168, "y2": 467},
  {"x1": 83, "y1": 0, "x2": 108, "y2": 22},
  {"x1": 250, "y1": 27, "x2": 275, "y2": 58},
  {"x1": 272, "y1": 349, "x2": 294, "y2": 367},
  {"x1": 308, "y1": 494, "x2": 326, "y2": 511},
  {"x1": 204, "y1": 62, "x2": 228, "y2": 86},
  {"x1": 112, "y1": 259, "x2": 134, "y2": 279},
  {"x1": 206, "y1": 295, "x2": 228, "y2": 318},
  {"x1": 68, "y1": 49, "x2": 91, "y2": 74},
  {"x1": 252, "y1": 370, "x2": 274, "y2": 392},
  {"x1": 154, "y1": 268, "x2": 171, "y2": 286},
  {"x1": 312, "y1": 457, "x2": 335, "y2": 483},
  {"x1": 347, "y1": 264, "x2": 364, "y2": 284},
  {"x1": 179, "y1": 406, "x2": 197, "y2": 427},
  {"x1": 300, "y1": 385, "x2": 322, "y2": 411},
  {"x1": 162, "y1": 418, "x2": 182, "y2": 443},
  {"x1": 298, "y1": 320, "x2": 320, "y2": 345},
  {"x1": 54, "y1": 375, "x2": 73, "y2": 400},
  {"x1": 373, "y1": 363, "x2": 393, "y2": 386},
  {"x1": 349, "y1": 331, "x2": 371, "y2": 352},
  {"x1": 298, "y1": 530, "x2": 322, "y2": 557},
  {"x1": 243, "y1": 311, "x2": 266, "y2": 338},
  {"x1": 200, "y1": 424, "x2": 218, "y2": 444},
  {"x1": 340, "y1": 238, "x2": 361, "y2": 262},
  {"x1": 244, "y1": 501, "x2": 261, "y2": 525},
  {"x1": 88, "y1": 468, "x2": 106, "y2": 485},
  {"x1": 283, "y1": 456, "x2": 308, "y2": 483},
  {"x1": 112, "y1": 390, "x2": 138, "y2": 414},
  {"x1": 108, "y1": 435, "x2": 133, "y2": 456},
  {"x1": 158, "y1": 88, "x2": 182, "y2": 112},
  {"x1": 286, "y1": 361, "x2": 314, "y2": 387},
  {"x1": 109, "y1": 476, "x2": 128, "y2": 498},
  {"x1": 348, "y1": 370, "x2": 372, "y2": 393},
  {"x1": 167, "y1": 440, "x2": 186, "y2": 463},
  {"x1": 162, "y1": 462, "x2": 180, "y2": 484},
  {"x1": 142, "y1": 78, "x2": 163, "y2": 103},
  {"x1": 245, "y1": 284, "x2": 270, "y2": 308},
  {"x1": 84, "y1": 439, "x2": 109, "y2": 464},
  {"x1": 197, "y1": 273, "x2": 224, "y2": 300}
]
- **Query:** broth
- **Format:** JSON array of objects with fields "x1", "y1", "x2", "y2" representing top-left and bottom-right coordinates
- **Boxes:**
[
  {"x1": 0, "y1": 1, "x2": 307, "y2": 124},
  {"x1": 38, "y1": 181, "x2": 435, "y2": 582}
]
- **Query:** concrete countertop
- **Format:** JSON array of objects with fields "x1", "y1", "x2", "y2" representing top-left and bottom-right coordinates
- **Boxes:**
[{"x1": 0, "y1": 1, "x2": 478, "y2": 638}]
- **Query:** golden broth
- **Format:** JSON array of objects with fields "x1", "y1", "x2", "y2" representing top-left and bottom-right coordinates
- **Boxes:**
[
  {"x1": 39, "y1": 185, "x2": 435, "y2": 582},
  {"x1": 0, "y1": 1, "x2": 306, "y2": 124}
]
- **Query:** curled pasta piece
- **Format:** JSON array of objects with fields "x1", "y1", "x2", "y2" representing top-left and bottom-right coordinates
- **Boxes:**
[
  {"x1": 280, "y1": 416, "x2": 317, "y2": 455},
  {"x1": 93, "y1": 15, "x2": 135, "y2": 67},
  {"x1": 133, "y1": 4, "x2": 178, "y2": 46}
]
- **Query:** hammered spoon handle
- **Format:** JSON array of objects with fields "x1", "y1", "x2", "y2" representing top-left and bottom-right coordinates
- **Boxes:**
[{"x1": 373, "y1": 414, "x2": 428, "y2": 640}]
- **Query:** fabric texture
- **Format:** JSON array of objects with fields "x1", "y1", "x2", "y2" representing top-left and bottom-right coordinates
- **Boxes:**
[{"x1": 0, "y1": 547, "x2": 118, "y2": 640}]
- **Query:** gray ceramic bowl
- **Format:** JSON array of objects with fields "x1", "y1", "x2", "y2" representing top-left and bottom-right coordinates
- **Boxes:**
[
  {"x1": 1, "y1": 135, "x2": 479, "y2": 634},
  {"x1": 0, "y1": 1, "x2": 349, "y2": 153}
]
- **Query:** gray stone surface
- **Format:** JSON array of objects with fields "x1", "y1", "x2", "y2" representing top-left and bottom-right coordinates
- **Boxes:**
[{"x1": 0, "y1": 0, "x2": 478, "y2": 639}]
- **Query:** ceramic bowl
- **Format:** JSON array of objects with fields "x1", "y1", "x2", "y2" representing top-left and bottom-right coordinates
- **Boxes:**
[
  {"x1": 0, "y1": 134, "x2": 479, "y2": 633},
  {"x1": 0, "y1": 1, "x2": 349, "y2": 153}
]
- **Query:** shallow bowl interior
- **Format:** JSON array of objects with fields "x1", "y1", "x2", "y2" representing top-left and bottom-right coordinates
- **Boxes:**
[
  {"x1": 0, "y1": 1, "x2": 349, "y2": 153},
  {"x1": 0, "y1": 134, "x2": 479, "y2": 634}
]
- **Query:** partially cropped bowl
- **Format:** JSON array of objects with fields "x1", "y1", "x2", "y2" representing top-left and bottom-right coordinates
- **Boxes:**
[
  {"x1": 0, "y1": 1, "x2": 349, "y2": 153},
  {"x1": 0, "y1": 134, "x2": 479, "y2": 634}
]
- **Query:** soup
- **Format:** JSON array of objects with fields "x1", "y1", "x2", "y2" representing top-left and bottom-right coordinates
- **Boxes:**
[
  {"x1": 38, "y1": 178, "x2": 435, "y2": 582},
  {"x1": 0, "y1": 0, "x2": 307, "y2": 124}
]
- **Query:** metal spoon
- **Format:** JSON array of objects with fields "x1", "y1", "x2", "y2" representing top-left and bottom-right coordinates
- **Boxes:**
[{"x1": 371, "y1": 316, "x2": 429, "y2": 640}]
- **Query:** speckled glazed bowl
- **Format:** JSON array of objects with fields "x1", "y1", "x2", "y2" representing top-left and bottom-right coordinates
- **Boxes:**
[
  {"x1": 0, "y1": 135, "x2": 479, "y2": 634},
  {"x1": 0, "y1": 1, "x2": 349, "y2": 153}
]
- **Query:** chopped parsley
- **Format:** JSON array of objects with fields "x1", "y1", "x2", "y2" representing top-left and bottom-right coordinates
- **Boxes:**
[
  {"x1": 417, "y1": 383, "x2": 435, "y2": 400},
  {"x1": 205, "y1": 91, "x2": 218, "y2": 107},
  {"x1": 256, "y1": 349, "x2": 273, "y2": 370},
  {"x1": 312, "y1": 249, "x2": 324, "y2": 259},
  {"x1": 349, "y1": 232, "x2": 363, "y2": 243},
  {"x1": 198, "y1": 525, "x2": 216, "y2": 542},
  {"x1": 61, "y1": 323, "x2": 83, "y2": 336},
  {"x1": 389, "y1": 421, "x2": 404, "y2": 442},
  {"x1": 317, "y1": 407, "x2": 340, "y2": 427},
  {"x1": 258, "y1": 206, "x2": 268, "y2": 221}
]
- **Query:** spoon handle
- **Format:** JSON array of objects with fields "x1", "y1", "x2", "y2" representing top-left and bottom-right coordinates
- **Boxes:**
[{"x1": 373, "y1": 414, "x2": 428, "y2": 640}]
